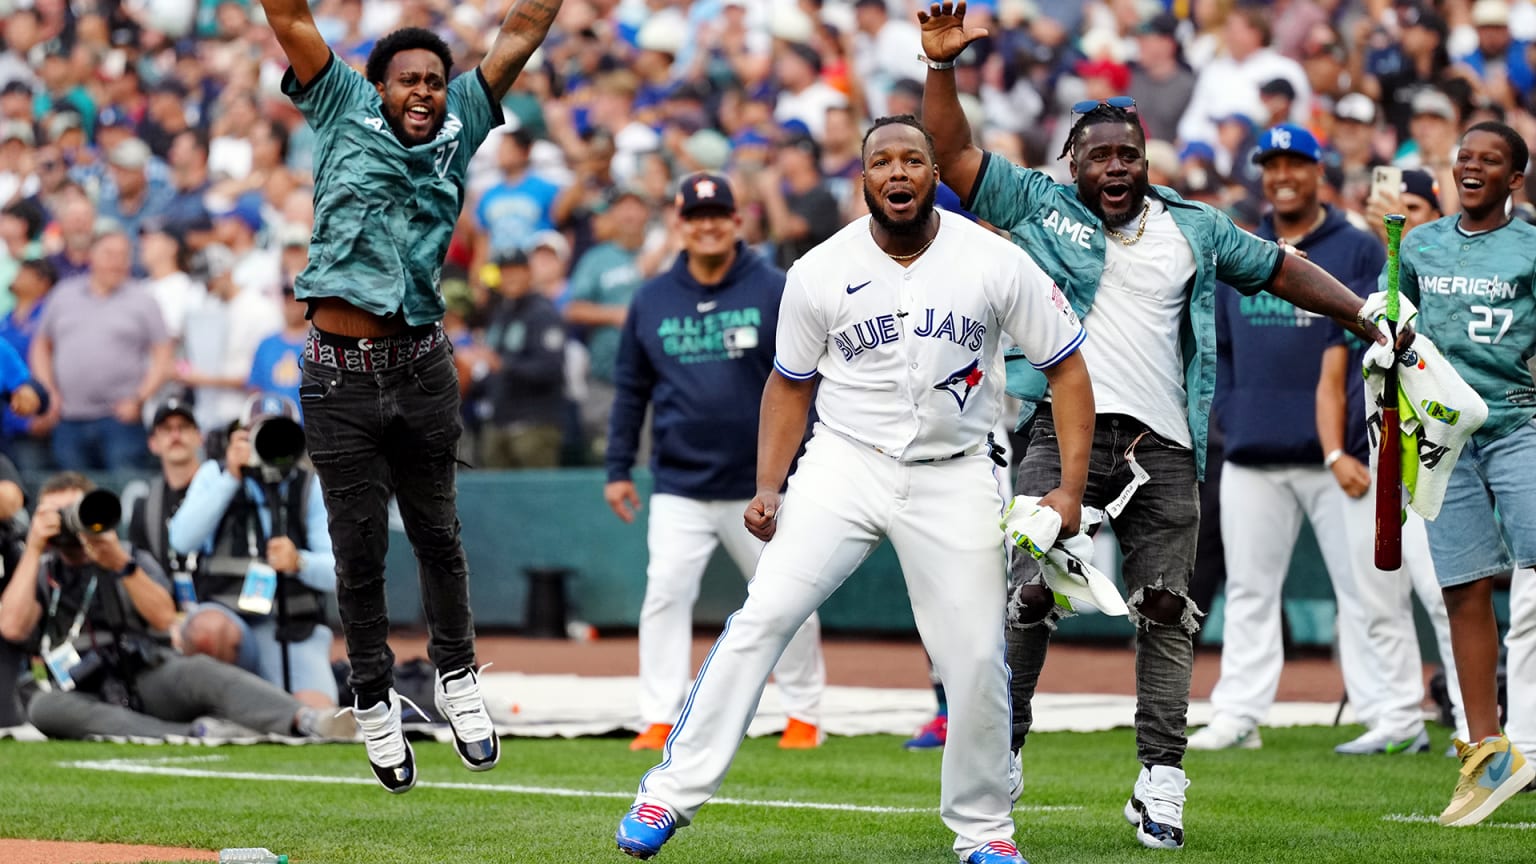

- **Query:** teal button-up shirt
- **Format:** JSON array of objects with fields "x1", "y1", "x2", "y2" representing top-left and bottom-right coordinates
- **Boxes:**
[
  {"x1": 966, "y1": 153, "x2": 1285, "y2": 478},
  {"x1": 283, "y1": 54, "x2": 504, "y2": 326}
]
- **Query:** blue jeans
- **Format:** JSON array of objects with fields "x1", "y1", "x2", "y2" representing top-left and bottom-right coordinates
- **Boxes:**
[
  {"x1": 299, "y1": 340, "x2": 476, "y2": 701},
  {"x1": 1007, "y1": 405, "x2": 1201, "y2": 768},
  {"x1": 51, "y1": 417, "x2": 149, "y2": 471},
  {"x1": 1424, "y1": 418, "x2": 1536, "y2": 586}
]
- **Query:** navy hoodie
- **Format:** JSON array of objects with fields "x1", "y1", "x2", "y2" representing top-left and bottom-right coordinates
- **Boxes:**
[
  {"x1": 1215, "y1": 205, "x2": 1384, "y2": 466},
  {"x1": 607, "y1": 241, "x2": 785, "y2": 499}
]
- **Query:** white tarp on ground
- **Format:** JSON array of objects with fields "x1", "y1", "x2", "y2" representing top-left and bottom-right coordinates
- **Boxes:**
[{"x1": 0, "y1": 672, "x2": 1354, "y2": 743}]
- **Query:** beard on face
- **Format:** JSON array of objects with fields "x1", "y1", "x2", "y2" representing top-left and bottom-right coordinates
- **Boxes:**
[
  {"x1": 1080, "y1": 172, "x2": 1150, "y2": 229},
  {"x1": 864, "y1": 180, "x2": 939, "y2": 235}
]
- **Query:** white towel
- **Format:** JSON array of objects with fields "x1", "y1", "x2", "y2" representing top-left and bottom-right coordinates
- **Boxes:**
[
  {"x1": 1001, "y1": 496, "x2": 1128, "y2": 617},
  {"x1": 1359, "y1": 292, "x2": 1488, "y2": 520}
]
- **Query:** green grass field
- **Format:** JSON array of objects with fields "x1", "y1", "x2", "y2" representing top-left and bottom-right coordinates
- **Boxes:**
[{"x1": 3, "y1": 726, "x2": 1532, "y2": 863}]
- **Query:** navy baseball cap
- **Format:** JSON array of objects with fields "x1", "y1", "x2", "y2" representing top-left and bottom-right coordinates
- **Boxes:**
[
  {"x1": 1401, "y1": 168, "x2": 1442, "y2": 212},
  {"x1": 151, "y1": 396, "x2": 197, "y2": 430},
  {"x1": 1253, "y1": 123, "x2": 1324, "y2": 164},
  {"x1": 675, "y1": 172, "x2": 736, "y2": 216}
]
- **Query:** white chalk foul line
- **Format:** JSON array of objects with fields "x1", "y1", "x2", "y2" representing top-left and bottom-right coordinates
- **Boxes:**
[
  {"x1": 60, "y1": 757, "x2": 1082, "y2": 815},
  {"x1": 1383, "y1": 813, "x2": 1536, "y2": 830}
]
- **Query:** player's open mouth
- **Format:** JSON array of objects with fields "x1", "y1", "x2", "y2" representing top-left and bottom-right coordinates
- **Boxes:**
[
  {"x1": 1100, "y1": 183, "x2": 1132, "y2": 208},
  {"x1": 886, "y1": 189, "x2": 915, "y2": 214},
  {"x1": 405, "y1": 104, "x2": 434, "y2": 133},
  {"x1": 1460, "y1": 177, "x2": 1485, "y2": 191}
]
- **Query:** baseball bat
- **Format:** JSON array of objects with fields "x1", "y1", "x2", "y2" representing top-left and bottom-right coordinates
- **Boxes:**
[{"x1": 1374, "y1": 213, "x2": 1406, "y2": 571}]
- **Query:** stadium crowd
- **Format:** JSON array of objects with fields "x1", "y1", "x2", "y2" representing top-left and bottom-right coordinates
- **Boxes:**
[{"x1": 0, "y1": 0, "x2": 1534, "y2": 471}]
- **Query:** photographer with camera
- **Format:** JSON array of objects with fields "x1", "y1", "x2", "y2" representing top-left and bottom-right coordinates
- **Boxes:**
[
  {"x1": 0, "y1": 472, "x2": 354, "y2": 740},
  {"x1": 167, "y1": 393, "x2": 337, "y2": 708}
]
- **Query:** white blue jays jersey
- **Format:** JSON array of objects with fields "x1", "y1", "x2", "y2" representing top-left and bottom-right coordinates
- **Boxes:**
[{"x1": 774, "y1": 212, "x2": 1085, "y2": 461}]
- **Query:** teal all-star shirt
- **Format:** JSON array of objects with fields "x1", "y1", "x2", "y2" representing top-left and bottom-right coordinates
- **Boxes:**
[
  {"x1": 282, "y1": 54, "x2": 504, "y2": 326},
  {"x1": 1394, "y1": 215, "x2": 1536, "y2": 444},
  {"x1": 965, "y1": 152, "x2": 1285, "y2": 479}
]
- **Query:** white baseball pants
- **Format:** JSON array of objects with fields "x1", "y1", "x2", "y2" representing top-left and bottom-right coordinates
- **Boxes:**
[
  {"x1": 1211, "y1": 463, "x2": 1376, "y2": 726},
  {"x1": 1342, "y1": 483, "x2": 1466, "y2": 740},
  {"x1": 1507, "y1": 568, "x2": 1536, "y2": 756},
  {"x1": 638, "y1": 493, "x2": 825, "y2": 727},
  {"x1": 636, "y1": 429, "x2": 1016, "y2": 857}
]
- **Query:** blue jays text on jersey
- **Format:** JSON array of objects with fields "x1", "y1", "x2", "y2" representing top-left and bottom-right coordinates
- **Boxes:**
[{"x1": 832, "y1": 309, "x2": 988, "y2": 362}]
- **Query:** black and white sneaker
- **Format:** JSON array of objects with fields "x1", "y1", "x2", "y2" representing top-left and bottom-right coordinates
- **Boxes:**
[
  {"x1": 435, "y1": 665, "x2": 500, "y2": 771},
  {"x1": 346, "y1": 689, "x2": 418, "y2": 793},
  {"x1": 1124, "y1": 765, "x2": 1187, "y2": 849}
]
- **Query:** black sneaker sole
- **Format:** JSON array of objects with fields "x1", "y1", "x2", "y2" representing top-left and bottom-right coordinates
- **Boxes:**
[{"x1": 369, "y1": 739, "x2": 418, "y2": 794}]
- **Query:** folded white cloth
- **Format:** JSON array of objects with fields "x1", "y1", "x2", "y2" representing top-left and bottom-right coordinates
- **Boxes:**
[
  {"x1": 1001, "y1": 496, "x2": 1127, "y2": 616},
  {"x1": 1359, "y1": 291, "x2": 1488, "y2": 520}
]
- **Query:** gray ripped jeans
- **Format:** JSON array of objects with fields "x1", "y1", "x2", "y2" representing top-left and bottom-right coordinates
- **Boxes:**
[{"x1": 1007, "y1": 404, "x2": 1200, "y2": 768}]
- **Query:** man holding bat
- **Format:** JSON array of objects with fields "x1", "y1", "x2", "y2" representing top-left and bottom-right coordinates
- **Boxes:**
[
  {"x1": 1191, "y1": 124, "x2": 1449, "y2": 756},
  {"x1": 1378, "y1": 120, "x2": 1536, "y2": 826}
]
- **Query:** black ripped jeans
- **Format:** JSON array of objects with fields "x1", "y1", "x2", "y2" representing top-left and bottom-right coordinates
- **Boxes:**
[{"x1": 299, "y1": 341, "x2": 476, "y2": 702}]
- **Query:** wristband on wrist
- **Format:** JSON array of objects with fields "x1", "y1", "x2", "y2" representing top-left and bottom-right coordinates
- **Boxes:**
[
  {"x1": 919, "y1": 54, "x2": 957, "y2": 70},
  {"x1": 1324, "y1": 448, "x2": 1345, "y2": 468}
]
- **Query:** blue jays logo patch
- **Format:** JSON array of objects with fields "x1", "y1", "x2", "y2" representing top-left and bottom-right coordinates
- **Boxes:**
[{"x1": 934, "y1": 359, "x2": 984, "y2": 410}]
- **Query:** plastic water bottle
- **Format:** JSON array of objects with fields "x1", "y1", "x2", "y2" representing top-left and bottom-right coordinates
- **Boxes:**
[{"x1": 218, "y1": 849, "x2": 288, "y2": 863}]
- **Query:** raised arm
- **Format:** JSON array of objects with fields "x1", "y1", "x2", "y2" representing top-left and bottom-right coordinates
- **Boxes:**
[
  {"x1": 480, "y1": 0, "x2": 565, "y2": 102},
  {"x1": 1267, "y1": 254, "x2": 1388, "y2": 347},
  {"x1": 259, "y1": 0, "x2": 332, "y2": 87},
  {"x1": 917, "y1": 2, "x2": 989, "y2": 201}
]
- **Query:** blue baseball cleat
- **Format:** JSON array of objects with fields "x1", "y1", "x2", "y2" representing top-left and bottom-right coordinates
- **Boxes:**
[
  {"x1": 616, "y1": 802, "x2": 677, "y2": 859},
  {"x1": 903, "y1": 713, "x2": 948, "y2": 749},
  {"x1": 965, "y1": 839, "x2": 1029, "y2": 863}
]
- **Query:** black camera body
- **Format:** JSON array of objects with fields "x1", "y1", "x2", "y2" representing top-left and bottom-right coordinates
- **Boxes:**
[{"x1": 70, "y1": 637, "x2": 154, "y2": 709}]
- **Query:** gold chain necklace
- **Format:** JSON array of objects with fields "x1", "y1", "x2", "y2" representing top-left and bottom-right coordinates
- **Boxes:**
[
  {"x1": 1107, "y1": 201, "x2": 1150, "y2": 247},
  {"x1": 872, "y1": 223, "x2": 938, "y2": 261}
]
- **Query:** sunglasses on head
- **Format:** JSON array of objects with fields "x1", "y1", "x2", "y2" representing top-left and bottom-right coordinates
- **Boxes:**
[{"x1": 1071, "y1": 96, "x2": 1137, "y2": 114}]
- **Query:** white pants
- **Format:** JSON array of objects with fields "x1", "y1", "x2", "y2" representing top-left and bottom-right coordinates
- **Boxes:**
[
  {"x1": 1508, "y1": 568, "x2": 1536, "y2": 755},
  {"x1": 1342, "y1": 486, "x2": 1466, "y2": 739},
  {"x1": 1212, "y1": 463, "x2": 1375, "y2": 726},
  {"x1": 637, "y1": 430, "x2": 1015, "y2": 857},
  {"x1": 638, "y1": 493, "x2": 825, "y2": 726}
]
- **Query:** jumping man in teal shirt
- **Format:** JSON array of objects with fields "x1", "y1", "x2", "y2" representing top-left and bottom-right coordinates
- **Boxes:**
[
  {"x1": 258, "y1": 0, "x2": 563, "y2": 793},
  {"x1": 919, "y1": 2, "x2": 1387, "y2": 853}
]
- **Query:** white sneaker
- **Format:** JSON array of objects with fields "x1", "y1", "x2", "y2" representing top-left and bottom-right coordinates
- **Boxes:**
[
  {"x1": 1008, "y1": 748, "x2": 1023, "y2": 803},
  {"x1": 435, "y1": 664, "x2": 500, "y2": 771},
  {"x1": 1187, "y1": 715, "x2": 1261, "y2": 751},
  {"x1": 1333, "y1": 727, "x2": 1430, "y2": 755},
  {"x1": 1124, "y1": 765, "x2": 1187, "y2": 849},
  {"x1": 345, "y1": 689, "x2": 417, "y2": 793}
]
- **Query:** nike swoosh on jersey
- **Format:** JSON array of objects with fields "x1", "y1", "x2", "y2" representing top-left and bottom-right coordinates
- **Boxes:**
[
  {"x1": 845, "y1": 281, "x2": 872, "y2": 294},
  {"x1": 697, "y1": 300, "x2": 718, "y2": 312},
  {"x1": 1418, "y1": 245, "x2": 1436, "y2": 252}
]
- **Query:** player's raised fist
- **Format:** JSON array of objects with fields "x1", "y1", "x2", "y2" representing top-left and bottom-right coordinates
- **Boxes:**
[{"x1": 917, "y1": 2, "x2": 989, "y2": 64}]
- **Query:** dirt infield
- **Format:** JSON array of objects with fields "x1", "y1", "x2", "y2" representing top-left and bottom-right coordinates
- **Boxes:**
[{"x1": 0, "y1": 839, "x2": 217, "y2": 863}]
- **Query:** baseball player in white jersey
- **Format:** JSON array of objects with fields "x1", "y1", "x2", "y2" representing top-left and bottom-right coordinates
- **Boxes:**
[{"x1": 614, "y1": 116, "x2": 1096, "y2": 864}]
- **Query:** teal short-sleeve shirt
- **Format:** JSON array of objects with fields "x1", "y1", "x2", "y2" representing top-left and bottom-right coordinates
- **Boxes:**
[{"x1": 283, "y1": 54, "x2": 504, "y2": 326}]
